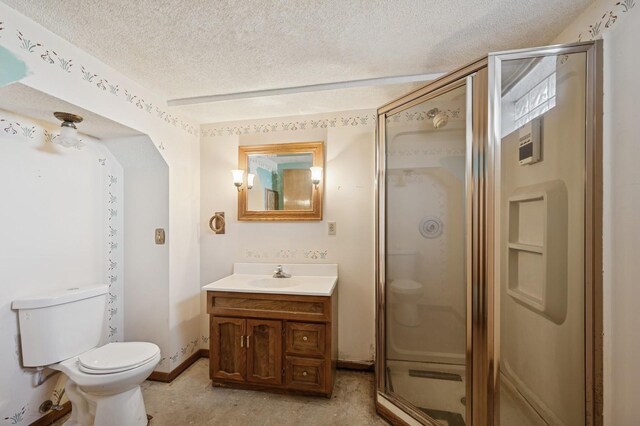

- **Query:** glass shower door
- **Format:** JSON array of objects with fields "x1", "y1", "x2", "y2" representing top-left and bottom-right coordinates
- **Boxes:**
[{"x1": 382, "y1": 80, "x2": 471, "y2": 425}]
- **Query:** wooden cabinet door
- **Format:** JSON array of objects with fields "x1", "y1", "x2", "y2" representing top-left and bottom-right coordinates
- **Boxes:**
[
  {"x1": 211, "y1": 317, "x2": 246, "y2": 382},
  {"x1": 246, "y1": 319, "x2": 283, "y2": 385}
]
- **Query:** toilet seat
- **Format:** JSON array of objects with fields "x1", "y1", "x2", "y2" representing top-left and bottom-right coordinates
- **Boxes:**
[
  {"x1": 78, "y1": 342, "x2": 160, "y2": 374},
  {"x1": 390, "y1": 279, "x2": 422, "y2": 295}
]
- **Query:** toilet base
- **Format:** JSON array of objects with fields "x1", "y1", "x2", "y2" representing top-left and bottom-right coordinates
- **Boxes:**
[
  {"x1": 393, "y1": 303, "x2": 421, "y2": 327},
  {"x1": 64, "y1": 379, "x2": 148, "y2": 426}
]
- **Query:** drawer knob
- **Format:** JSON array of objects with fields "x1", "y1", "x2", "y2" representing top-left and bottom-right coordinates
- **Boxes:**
[
  {"x1": 302, "y1": 371, "x2": 308, "y2": 377},
  {"x1": 302, "y1": 336, "x2": 308, "y2": 342}
]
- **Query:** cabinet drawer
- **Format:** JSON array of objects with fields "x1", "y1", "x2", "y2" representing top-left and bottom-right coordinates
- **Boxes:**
[
  {"x1": 286, "y1": 322, "x2": 326, "y2": 357},
  {"x1": 208, "y1": 292, "x2": 330, "y2": 322},
  {"x1": 285, "y1": 356, "x2": 326, "y2": 392}
]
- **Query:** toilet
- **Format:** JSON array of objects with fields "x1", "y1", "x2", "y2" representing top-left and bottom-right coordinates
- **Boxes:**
[
  {"x1": 12, "y1": 285, "x2": 160, "y2": 426},
  {"x1": 387, "y1": 250, "x2": 424, "y2": 326}
]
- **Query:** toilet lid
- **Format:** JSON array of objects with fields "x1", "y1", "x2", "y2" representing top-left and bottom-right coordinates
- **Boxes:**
[
  {"x1": 78, "y1": 342, "x2": 159, "y2": 374},
  {"x1": 391, "y1": 279, "x2": 422, "y2": 294}
]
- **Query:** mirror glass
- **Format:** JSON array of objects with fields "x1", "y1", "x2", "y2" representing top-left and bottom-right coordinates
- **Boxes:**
[
  {"x1": 247, "y1": 153, "x2": 314, "y2": 211},
  {"x1": 238, "y1": 141, "x2": 323, "y2": 221}
]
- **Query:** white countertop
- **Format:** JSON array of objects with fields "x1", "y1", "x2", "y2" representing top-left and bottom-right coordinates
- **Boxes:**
[{"x1": 202, "y1": 263, "x2": 338, "y2": 296}]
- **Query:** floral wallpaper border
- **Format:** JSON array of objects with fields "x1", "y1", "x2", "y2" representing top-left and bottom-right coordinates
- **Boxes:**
[
  {"x1": 201, "y1": 107, "x2": 464, "y2": 139},
  {"x1": 0, "y1": 20, "x2": 198, "y2": 138},
  {"x1": 201, "y1": 113, "x2": 377, "y2": 138},
  {"x1": 242, "y1": 248, "x2": 330, "y2": 261},
  {"x1": 575, "y1": 0, "x2": 635, "y2": 41},
  {"x1": 164, "y1": 338, "x2": 201, "y2": 369},
  {"x1": 200, "y1": 108, "x2": 464, "y2": 138}
]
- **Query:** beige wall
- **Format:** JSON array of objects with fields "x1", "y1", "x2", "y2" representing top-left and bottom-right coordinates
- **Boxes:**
[
  {"x1": 553, "y1": 1, "x2": 639, "y2": 424},
  {"x1": 601, "y1": 7, "x2": 640, "y2": 426},
  {"x1": 200, "y1": 111, "x2": 376, "y2": 361}
]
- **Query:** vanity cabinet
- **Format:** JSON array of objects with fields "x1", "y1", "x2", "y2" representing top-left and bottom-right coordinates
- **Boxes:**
[{"x1": 207, "y1": 290, "x2": 337, "y2": 397}]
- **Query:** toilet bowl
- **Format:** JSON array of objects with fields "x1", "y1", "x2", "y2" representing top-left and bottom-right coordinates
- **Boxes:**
[
  {"x1": 390, "y1": 279, "x2": 423, "y2": 326},
  {"x1": 53, "y1": 342, "x2": 160, "y2": 426},
  {"x1": 12, "y1": 285, "x2": 160, "y2": 426}
]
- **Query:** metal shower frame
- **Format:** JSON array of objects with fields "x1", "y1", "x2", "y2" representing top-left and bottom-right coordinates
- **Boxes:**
[{"x1": 374, "y1": 40, "x2": 603, "y2": 426}]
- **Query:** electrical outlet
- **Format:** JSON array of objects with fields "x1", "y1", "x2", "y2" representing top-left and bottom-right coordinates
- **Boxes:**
[{"x1": 328, "y1": 221, "x2": 336, "y2": 235}]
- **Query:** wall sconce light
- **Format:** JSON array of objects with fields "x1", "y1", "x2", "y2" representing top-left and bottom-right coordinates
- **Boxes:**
[
  {"x1": 231, "y1": 169, "x2": 244, "y2": 192},
  {"x1": 53, "y1": 112, "x2": 84, "y2": 149},
  {"x1": 247, "y1": 173, "x2": 255, "y2": 190},
  {"x1": 310, "y1": 166, "x2": 323, "y2": 189}
]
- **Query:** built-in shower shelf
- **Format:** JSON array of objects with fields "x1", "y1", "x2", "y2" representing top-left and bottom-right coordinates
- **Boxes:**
[
  {"x1": 507, "y1": 242, "x2": 543, "y2": 254},
  {"x1": 506, "y1": 180, "x2": 567, "y2": 323}
]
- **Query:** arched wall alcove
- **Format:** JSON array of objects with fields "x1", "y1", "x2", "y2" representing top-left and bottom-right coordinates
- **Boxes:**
[{"x1": 0, "y1": 83, "x2": 171, "y2": 423}]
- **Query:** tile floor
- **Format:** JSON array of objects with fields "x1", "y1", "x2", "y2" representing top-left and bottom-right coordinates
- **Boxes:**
[{"x1": 54, "y1": 358, "x2": 389, "y2": 425}]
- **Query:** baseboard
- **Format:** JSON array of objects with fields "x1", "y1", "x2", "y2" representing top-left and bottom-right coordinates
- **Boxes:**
[
  {"x1": 337, "y1": 360, "x2": 375, "y2": 372},
  {"x1": 148, "y1": 349, "x2": 206, "y2": 383},
  {"x1": 29, "y1": 402, "x2": 71, "y2": 426}
]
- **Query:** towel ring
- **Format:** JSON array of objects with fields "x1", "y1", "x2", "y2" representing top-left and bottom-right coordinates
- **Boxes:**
[{"x1": 209, "y1": 212, "x2": 225, "y2": 234}]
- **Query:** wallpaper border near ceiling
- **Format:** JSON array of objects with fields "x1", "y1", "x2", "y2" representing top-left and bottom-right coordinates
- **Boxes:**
[
  {"x1": 574, "y1": 0, "x2": 635, "y2": 41},
  {"x1": 0, "y1": 20, "x2": 198, "y2": 137},
  {"x1": 201, "y1": 107, "x2": 463, "y2": 139}
]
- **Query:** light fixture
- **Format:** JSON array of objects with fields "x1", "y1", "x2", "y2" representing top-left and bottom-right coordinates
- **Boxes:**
[
  {"x1": 53, "y1": 112, "x2": 84, "y2": 149},
  {"x1": 310, "y1": 166, "x2": 323, "y2": 189},
  {"x1": 247, "y1": 173, "x2": 255, "y2": 190},
  {"x1": 231, "y1": 169, "x2": 245, "y2": 191}
]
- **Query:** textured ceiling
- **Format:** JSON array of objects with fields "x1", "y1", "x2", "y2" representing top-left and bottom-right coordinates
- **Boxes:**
[
  {"x1": 3, "y1": 0, "x2": 593, "y2": 123},
  {"x1": 0, "y1": 83, "x2": 142, "y2": 139}
]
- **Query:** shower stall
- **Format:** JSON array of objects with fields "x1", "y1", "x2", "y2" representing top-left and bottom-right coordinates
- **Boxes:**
[{"x1": 375, "y1": 41, "x2": 602, "y2": 425}]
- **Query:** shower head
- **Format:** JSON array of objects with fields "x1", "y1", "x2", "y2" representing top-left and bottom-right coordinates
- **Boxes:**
[{"x1": 426, "y1": 108, "x2": 449, "y2": 129}]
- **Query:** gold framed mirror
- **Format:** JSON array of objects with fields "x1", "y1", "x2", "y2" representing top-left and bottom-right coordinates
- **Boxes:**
[{"x1": 237, "y1": 141, "x2": 324, "y2": 221}]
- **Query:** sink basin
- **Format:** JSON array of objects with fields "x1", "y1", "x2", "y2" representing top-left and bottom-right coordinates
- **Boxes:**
[{"x1": 248, "y1": 278, "x2": 300, "y2": 289}]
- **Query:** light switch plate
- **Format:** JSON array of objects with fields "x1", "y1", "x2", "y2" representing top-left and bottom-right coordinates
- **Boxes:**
[
  {"x1": 328, "y1": 222, "x2": 336, "y2": 235},
  {"x1": 155, "y1": 228, "x2": 165, "y2": 245}
]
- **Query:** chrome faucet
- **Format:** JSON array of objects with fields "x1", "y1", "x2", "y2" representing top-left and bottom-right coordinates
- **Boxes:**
[{"x1": 273, "y1": 265, "x2": 291, "y2": 278}]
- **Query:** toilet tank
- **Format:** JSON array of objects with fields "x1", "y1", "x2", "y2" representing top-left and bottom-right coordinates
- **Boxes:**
[
  {"x1": 12, "y1": 285, "x2": 108, "y2": 367},
  {"x1": 387, "y1": 249, "x2": 417, "y2": 280}
]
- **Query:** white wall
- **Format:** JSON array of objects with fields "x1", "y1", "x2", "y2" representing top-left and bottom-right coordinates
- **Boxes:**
[
  {"x1": 0, "y1": 110, "x2": 123, "y2": 424},
  {"x1": 602, "y1": 15, "x2": 640, "y2": 425},
  {"x1": 553, "y1": 1, "x2": 639, "y2": 424},
  {"x1": 103, "y1": 136, "x2": 172, "y2": 371},
  {"x1": 200, "y1": 111, "x2": 376, "y2": 361},
  {"x1": 0, "y1": 3, "x2": 200, "y2": 423}
]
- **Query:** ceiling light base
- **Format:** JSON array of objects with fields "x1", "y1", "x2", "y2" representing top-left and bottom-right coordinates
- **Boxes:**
[{"x1": 54, "y1": 112, "x2": 83, "y2": 124}]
